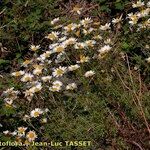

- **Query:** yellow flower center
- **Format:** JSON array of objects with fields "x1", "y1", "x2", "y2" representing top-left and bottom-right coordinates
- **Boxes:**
[
  {"x1": 48, "y1": 34, "x2": 57, "y2": 40},
  {"x1": 24, "y1": 77, "x2": 32, "y2": 81},
  {"x1": 15, "y1": 72, "x2": 22, "y2": 76},
  {"x1": 45, "y1": 53, "x2": 50, "y2": 57},
  {"x1": 67, "y1": 24, "x2": 73, "y2": 32},
  {"x1": 28, "y1": 132, "x2": 35, "y2": 139},
  {"x1": 31, "y1": 47, "x2": 37, "y2": 51},
  {"x1": 56, "y1": 46, "x2": 64, "y2": 52},
  {"x1": 75, "y1": 30, "x2": 80, "y2": 37},
  {"x1": 34, "y1": 111, "x2": 40, "y2": 117},
  {"x1": 80, "y1": 55, "x2": 89, "y2": 62},
  {"x1": 52, "y1": 87, "x2": 58, "y2": 91},
  {"x1": 19, "y1": 128, "x2": 24, "y2": 132},
  {"x1": 56, "y1": 69, "x2": 64, "y2": 75}
]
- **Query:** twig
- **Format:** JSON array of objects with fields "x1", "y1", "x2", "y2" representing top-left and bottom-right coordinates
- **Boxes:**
[
  {"x1": 128, "y1": 141, "x2": 144, "y2": 150},
  {"x1": 82, "y1": 4, "x2": 99, "y2": 14},
  {"x1": 0, "y1": 8, "x2": 6, "y2": 15},
  {"x1": 126, "y1": 54, "x2": 150, "y2": 135},
  {"x1": 114, "y1": 66, "x2": 138, "y2": 107},
  {"x1": 107, "y1": 108, "x2": 120, "y2": 129}
]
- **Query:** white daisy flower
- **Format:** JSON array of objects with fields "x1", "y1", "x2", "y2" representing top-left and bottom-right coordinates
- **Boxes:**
[
  {"x1": 132, "y1": 0, "x2": 144, "y2": 8},
  {"x1": 33, "y1": 66, "x2": 43, "y2": 75},
  {"x1": 11, "y1": 70, "x2": 25, "y2": 77},
  {"x1": 84, "y1": 71, "x2": 95, "y2": 77},
  {"x1": 41, "y1": 76, "x2": 52, "y2": 82},
  {"x1": 63, "y1": 37, "x2": 77, "y2": 46},
  {"x1": 30, "y1": 45, "x2": 40, "y2": 52},
  {"x1": 68, "y1": 64, "x2": 80, "y2": 71},
  {"x1": 146, "y1": 57, "x2": 150, "y2": 63},
  {"x1": 45, "y1": 32, "x2": 60, "y2": 41},
  {"x1": 26, "y1": 131, "x2": 37, "y2": 142},
  {"x1": 100, "y1": 23, "x2": 111, "y2": 30},
  {"x1": 104, "y1": 39, "x2": 112, "y2": 44},
  {"x1": 49, "y1": 86, "x2": 61, "y2": 92},
  {"x1": 44, "y1": 108, "x2": 49, "y2": 112},
  {"x1": 3, "y1": 130, "x2": 9, "y2": 135},
  {"x1": 137, "y1": 8, "x2": 150, "y2": 18},
  {"x1": 52, "y1": 80, "x2": 63, "y2": 87},
  {"x1": 4, "y1": 98, "x2": 13, "y2": 106},
  {"x1": 23, "y1": 115, "x2": 30, "y2": 121},
  {"x1": 127, "y1": 13, "x2": 139, "y2": 25},
  {"x1": 64, "y1": 23, "x2": 78, "y2": 32},
  {"x1": 85, "y1": 40, "x2": 96, "y2": 47},
  {"x1": 112, "y1": 16, "x2": 122, "y2": 24},
  {"x1": 77, "y1": 55, "x2": 90, "y2": 63},
  {"x1": 93, "y1": 35, "x2": 103, "y2": 40},
  {"x1": 51, "y1": 17, "x2": 59, "y2": 25},
  {"x1": 98, "y1": 45, "x2": 112, "y2": 54},
  {"x1": 49, "y1": 43, "x2": 59, "y2": 50},
  {"x1": 41, "y1": 118, "x2": 47, "y2": 123},
  {"x1": 58, "y1": 36, "x2": 67, "y2": 42},
  {"x1": 30, "y1": 108, "x2": 43, "y2": 118},
  {"x1": 10, "y1": 131, "x2": 17, "y2": 136},
  {"x1": 22, "y1": 60, "x2": 32, "y2": 67},
  {"x1": 53, "y1": 44, "x2": 66, "y2": 53},
  {"x1": 3, "y1": 87, "x2": 18, "y2": 95},
  {"x1": 24, "y1": 89, "x2": 34, "y2": 99},
  {"x1": 80, "y1": 17, "x2": 92, "y2": 27},
  {"x1": 21, "y1": 73, "x2": 34, "y2": 82},
  {"x1": 37, "y1": 51, "x2": 52, "y2": 62},
  {"x1": 17, "y1": 127, "x2": 27, "y2": 136},
  {"x1": 74, "y1": 42, "x2": 87, "y2": 49},
  {"x1": 49, "y1": 81, "x2": 63, "y2": 92},
  {"x1": 66, "y1": 83, "x2": 77, "y2": 90},
  {"x1": 52, "y1": 66, "x2": 67, "y2": 77},
  {"x1": 29, "y1": 83, "x2": 42, "y2": 93}
]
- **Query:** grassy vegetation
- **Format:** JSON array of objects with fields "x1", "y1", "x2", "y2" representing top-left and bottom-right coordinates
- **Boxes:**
[{"x1": 0, "y1": 0, "x2": 150, "y2": 149}]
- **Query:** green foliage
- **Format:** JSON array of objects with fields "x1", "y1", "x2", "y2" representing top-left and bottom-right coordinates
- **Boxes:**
[
  {"x1": 92, "y1": 0, "x2": 130, "y2": 12},
  {"x1": 0, "y1": 0, "x2": 60, "y2": 63},
  {"x1": 0, "y1": 59, "x2": 10, "y2": 71},
  {"x1": 121, "y1": 25, "x2": 150, "y2": 82},
  {"x1": 0, "y1": 59, "x2": 10, "y2": 65},
  {"x1": 0, "y1": 106, "x2": 16, "y2": 117}
]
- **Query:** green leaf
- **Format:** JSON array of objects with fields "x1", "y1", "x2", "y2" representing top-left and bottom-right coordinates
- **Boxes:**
[
  {"x1": 0, "y1": 106, "x2": 16, "y2": 116},
  {"x1": 0, "y1": 59, "x2": 10, "y2": 65},
  {"x1": 100, "y1": 5, "x2": 111, "y2": 12},
  {"x1": 115, "y1": 3, "x2": 124, "y2": 10}
]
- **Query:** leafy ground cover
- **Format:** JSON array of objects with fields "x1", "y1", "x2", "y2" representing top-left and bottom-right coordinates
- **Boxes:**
[{"x1": 0, "y1": 0, "x2": 150, "y2": 149}]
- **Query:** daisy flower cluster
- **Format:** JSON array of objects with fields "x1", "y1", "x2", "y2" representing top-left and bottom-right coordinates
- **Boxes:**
[
  {"x1": 3, "y1": 108, "x2": 49, "y2": 143},
  {"x1": 5, "y1": 16, "x2": 116, "y2": 102},
  {"x1": 3, "y1": 127, "x2": 37, "y2": 144},
  {"x1": 127, "y1": 1, "x2": 150, "y2": 28},
  {"x1": 3, "y1": 126, "x2": 37, "y2": 145},
  {"x1": 128, "y1": 1, "x2": 150, "y2": 63},
  {"x1": 2, "y1": 87, "x2": 19, "y2": 108},
  {"x1": 1, "y1": 15, "x2": 115, "y2": 142}
]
